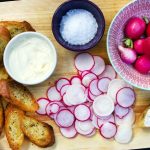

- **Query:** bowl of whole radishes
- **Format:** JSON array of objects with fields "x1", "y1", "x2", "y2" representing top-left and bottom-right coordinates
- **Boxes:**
[{"x1": 107, "y1": 0, "x2": 150, "y2": 90}]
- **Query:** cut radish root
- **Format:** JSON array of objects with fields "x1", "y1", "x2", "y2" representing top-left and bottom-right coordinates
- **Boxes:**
[
  {"x1": 115, "y1": 104, "x2": 129, "y2": 119},
  {"x1": 116, "y1": 87, "x2": 135, "y2": 108},
  {"x1": 36, "y1": 98, "x2": 50, "y2": 115},
  {"x1": 75, "y1": 53, "x2": 94, "y2": 71},
  {"x1": 100, "y1": 122, "x2": 117, "y2": 139},
  {"x1": 91, "y1": 56, "x2": 105, "y2": 76},
  {"x1": 74, "y1": 104, "x2": 91, "y2": 121},
  {"x1": 47, "y1": 86, "x2": 61, "y2": 101},
  {"x1": 36, "y1": 52, "x2": 136, "y2": 143},
  {"x1": 98, "y1": 77, "x2": 111, "y2": 93},
  {"x1": 56, "y1": 78, "x2": 70, "y2": 92},
  {"x1": 60, "y1": 126, "x2": 77, "y2": 138}
]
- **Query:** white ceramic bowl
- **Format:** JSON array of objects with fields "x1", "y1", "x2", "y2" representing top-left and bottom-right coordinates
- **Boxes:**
[{"x1": 4, "y1": 32, "x2": 57, "y2": 85}]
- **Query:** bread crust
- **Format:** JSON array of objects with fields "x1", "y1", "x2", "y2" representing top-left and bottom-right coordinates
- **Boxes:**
[{"x1": 0, "y1": 98, "x2": 4, "y2": 135}]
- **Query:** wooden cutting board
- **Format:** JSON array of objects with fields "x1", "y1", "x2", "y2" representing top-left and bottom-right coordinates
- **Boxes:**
[{"x1": 0, "y1": 0, "x2": 150, "y2": 150}]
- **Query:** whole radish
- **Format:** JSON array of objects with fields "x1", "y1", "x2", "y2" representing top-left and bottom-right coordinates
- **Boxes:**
[
  {"x1": 146, "y1": 22, "x2": 150, "y2": 37},
  {"x1": 134, "y1": 55, "x2": 150, "y2": 74},
  {"x1": 118, "y1": 45, "x2": 137, "y2": 64},
  {"x1": 134, "y1": 39, "x2": 145, "y2": 54},
  {"x1": 143, "y1": 37, "x2": 150, "y2": 56},
  {"x1": 125, "y1": 17, "x2": 146, "y2": 40}
]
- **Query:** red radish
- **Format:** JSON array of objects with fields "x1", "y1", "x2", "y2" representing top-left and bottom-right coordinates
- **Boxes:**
[
  {"x1": 47, "y1": 86, "x2": 62, "y2": 101},
  {"x1": 56, "y1": 109, "x2": 75, "y2": 128},
  {"x1": 75, "y1": 53, "x2": 94, "y2": 71},
  {"x1": 114, "y1": 104, "x2": 129, "y2": 119},
  {"x1": 100, "y1": 122, "x2": 117, "y2": 139},
  {"x1": 81, "y1": 71, "x2": 90, "y2": 78},
  {"x1": 86, "y1": 129, "x2": 96, "y2": 137},
  {"x1": 125, "y1": 17, "x2": 146, "y2": 40},
  {"x1": 63, "y1": 94, "x2": 72, "y2": 106},
  {"x1": 75, "y1": 120, "x2": 94, "y2": 135},
  {"x1": 91, "y1": 56, "x2": 105, "y2": 76},
  {"x1": 146, "y1": 22, "x2": 150, "y2": 37},
  {"x1": 116, "y1": 87, "x2": 135, "y2": 108},
  {"x1": 134, "y1": 39, "x2": 145, "y2": 54},
  {"x1": 56, "y1": 78, "x2": 70, "y2": 92},
  {"x1": 92, "y1": 115, "x2": 99, "y2": 128},
  {"x1": 98, "y1": 65, "x2": 116, "y2": 80},
  {"x1": 143, "y1": 37, "x2": 150, "y2": 56},
  {"x1": 46, "y1": 103, "x2": 60, "y2": 115},
  {"x1": 60, "y1": 84, "x2": 70, "y2": 96},
  {"x1": 97, "y1": 77, "x2": 111, "y2": 93},
  {"x1": 70, "y1": 76, "x2": 81, "y2": 85},
  {"x1": 74, "y1": 104, "x2": 91, "y2": 121},
  {"x1": 60, "y1": 126, "x2": 77, "y2": 138},
  {"x1": 36, "y1": 98, "x2": 50, "y2": 115},
  {"x1": 89, "y1": 79, "x2": 102, "y2": 96},
  {"x1": 118, "y1": 45, "x2": 137, "y2": 64},
  {"x1": 134, "y1": 55, "x2": 150, "y2": 74},
  {"x1": 93, "y1": 94, "x2": 114, "y2": 117},
  {"x1": 88, "y1": 90, "x2": 97, "y2": 102}
]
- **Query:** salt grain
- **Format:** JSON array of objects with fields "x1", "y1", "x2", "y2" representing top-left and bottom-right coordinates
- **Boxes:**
[{"x1": 60, "y1": 9, "x2": 98, "y2": 45}]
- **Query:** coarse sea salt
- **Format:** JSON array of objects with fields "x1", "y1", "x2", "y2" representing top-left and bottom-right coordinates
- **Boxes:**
[{"x1": 60, "y1": 9, "x2": 98, "y2": 45}]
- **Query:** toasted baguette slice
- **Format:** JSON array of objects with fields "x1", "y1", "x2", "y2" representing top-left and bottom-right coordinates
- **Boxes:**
[
  {"x1": 0, "y1": 26, "x2": 11, "y2": 62},
  {"x1": 21, "y1": 115, "x2": 55, "y2": 147},
  {"x1": 0, "y1": 66, "x2": 9, "y2": 80},
  {"x1": 5, "y1": 104, "x2": 24, "y2": 150},
  {"x1": 0, "y1": 21, "x2": 35, "y2": 38},
  {"x1": 0, "y1": 80, "x2": 39, "y2": 112},
  {"x1": 0, "y1": 97, "x2": 4, "y2": 135}
]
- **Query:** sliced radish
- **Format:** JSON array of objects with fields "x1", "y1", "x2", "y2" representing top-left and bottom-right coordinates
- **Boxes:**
[
  {"x1": 63, "y1": 94, "x2": 72, "y2": 106},
  {"x1": 47, "y1": 86, "x2": 62, "y2": 101},
  {"x1": 116, "y1": 87, "x2": 135, "y2": 108},
  {"x1": 115, "y1": 104, "x2": 129, "y2": 119},
  {"x1": 74, "y1": 104, "x2": 91, "y2": 121},
  {"x1": 91, "y1": 56, "x2": 105, "y2": 76},
  {"x1": 82, "y1": 72, "x2": 97, "y2": 87},
  {"x1": 75, "y1": 53, "x2": 94, "y2": 71},
  {"x1": 36, "y1": 98, "x2": 50, "y2": 115},
  {"x1": 56, "y1": 109, "x2": 75, "y2": 128},
  {"x1": 98, "y1": 77, "x2": 111, "y2": 93},
  {"x1": 68, "y1": 106, "x2": 76, "y2": 113},
  {"x1": 115, "y1": 108, "x2": 135, "y2": 126},
  {"x1": 97, "y1": 114, "x2": 115, "y2": 128},
  {"x1": 75, "y1": 120, "x2": 95, "y2": 135},
  {"x1": 86, "y1": 129, "x2": 96, "y2": 137},
  {"x1": 60, "y1": 126, "x2": 77, "y2": 138},
  {"x1": 49, "y1": 113, "x2": 57, "y2": 119},
  {"x1": 71, "y1": 76, "x2": 81, "y2": 85},
  {"x1": 115, "y1": 124, "x2": 132, "y2": 144},
  {"x1": 100, "y1": 122, "x2": 117, "y2": 139},
  {"x1": 89, "y1": 79, "x2": 102, "y2": 96},
  {"x1": 92, "y1": 115, "x2": 99, "y2": 128},
  {"x1": 56, "y1": 78, "x2": 70, "y2": 92},
  {"x1": 93, "y1": 94, "x2": 114, "y2": 117},
  {"x1": 81, "y1": 71, "x2": 90, "y2": 78},
  {"x1": 88, "y1": 90, "x2": 97, "y2": 101},
  {"x1": 66, "y1": 84, "x2": 87, "y2": 105},
  {"x1": 98, "y1": 65, "x2": 116, "y2": 80},
  {"x1": 107, "y1": 79, "x2": 133, "y2": 103},
  {"x1": 60, "y1": 84, "x2": 70, "y2": 96}
]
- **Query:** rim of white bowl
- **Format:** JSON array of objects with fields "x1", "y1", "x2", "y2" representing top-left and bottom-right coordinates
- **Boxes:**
[
  {"x1": 106, "y1": 0, "x2": 150, "y2": 90},
  {"x1": 3, "y1": 32, "x2": 57, "y2": 85}
]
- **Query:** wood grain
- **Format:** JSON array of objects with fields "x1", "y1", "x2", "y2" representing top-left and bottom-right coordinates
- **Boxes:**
[{"x1": 0, "y1": 0, "x2": 150, "y2": 150}]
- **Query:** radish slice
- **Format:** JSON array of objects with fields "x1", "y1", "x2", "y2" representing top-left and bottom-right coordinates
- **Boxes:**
[
  {"x1": 115, "y1": 124, "x2": 132, "y2": 144},
  {"x1": 115, "y1": 104, "x2": 129, "y2": 119},
  {"x1": 100, "y1": 122, "x2": 117, "y2": 139},
  {"x1": 81, "y1": 71, "x2": 90, "y2": 78},
  {"x1": 74, "y1": 104, "x2": 91, "y2": 121},
  {"x1": 88, "y1": 90, "x2": 97, "y2": 101},
  {"x1": 75, "y1": 120, "x2": 95, "y2": 135},
  {"x1": 47, "y1": 86, "x2": 62, "y2": 101},
  {"x1": 63, "y1": 94, "x2": 72, "y2": 106},
  {"x1": 107, "y1": 79, "x2": 133, "y2": 103},
  {"x1": 56, "y1": 109, "x2": 75, "y2": 128},
  {"x1": 46, "y1": 103, "x2": 59, "y2": 115},
  {"x1": 89, "y1": 79, "x2": 102, "y2": 96},
  {"x1": 49, "y1": 113, "x2": 57, "y2": 119},
  {"x1": 82, "y1": 72, "x2": 97, "y2": 87},
  {"x1": 60, "y1": 126, "x2": 77, "y2": 138},
  {"x1": 93, "y1": 94, "x2": 114, "y2": 117},
  {"x1": 60, "y1": 84, "x2": 70, "y2": 96},
  {"x1": 98, "y1": 77, "x2": 111, "y2": 93},
  {"x1": 92, "y1": 115, "x2": 99, "y2": 128},
  {"x1": 97, "y1": 114, "x2": 115, "y2": 128},
  {"x1": 56, "y1": 78, "x2": 70, "y2": 92},
  {"x1": 68, "y1": 106, "x2": 76, "y2": 113},
  {"x1": 71, "y1": 76, "x2": 81, "y2": 85},
  {"x1": 91, "y1": 56, "x2": 105, "y2": 76},
  {"x1": 116, "y1": 87, "x2": 135, "y2": 108},
  {"x1": 115, "y1": 108, "x2": 135, "y2": 126},
  {"x1": 86, "y1": 129, "x2": 96, "y2": 137},
  {"x1": 36, "y1": 98, "x2": 50, "y2": 115},
  {"x1": 98, "y1": 65, "x2": 116, "y2": 80},
  {"x1": 66, "y1": 84, "x2": 87, "y2": 105},
  {"x1": 75, "y1": 53, "x2": 94, "y2": 71}
]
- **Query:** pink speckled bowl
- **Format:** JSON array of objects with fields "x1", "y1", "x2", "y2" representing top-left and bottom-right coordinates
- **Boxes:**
[{"x1": 107, "y1": 0, "x2": 150, "y2": 90}]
